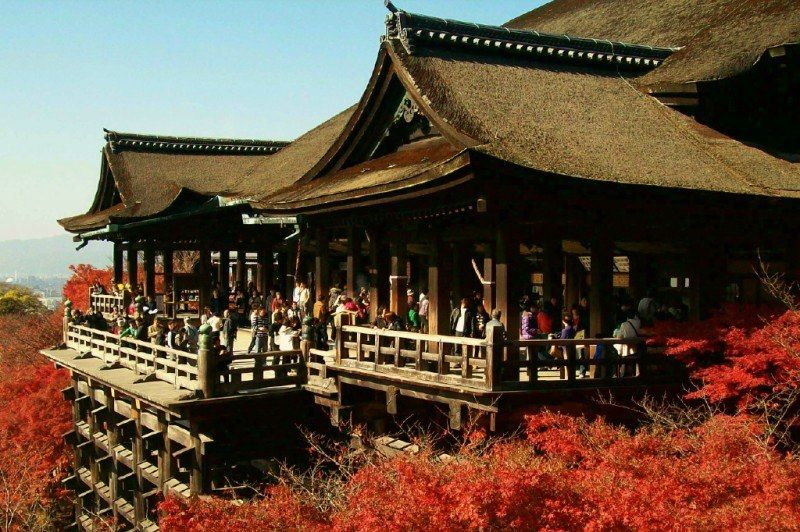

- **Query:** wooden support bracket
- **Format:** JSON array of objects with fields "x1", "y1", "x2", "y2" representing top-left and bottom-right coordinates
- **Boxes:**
[{"x1": 386, "y1": 385, "x2": 398, "y2": 415}]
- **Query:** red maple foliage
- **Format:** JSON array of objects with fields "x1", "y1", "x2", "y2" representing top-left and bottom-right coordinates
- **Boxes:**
[
  {"x1": 160, "y1": 412, "x2": 800, "y2": 531},
  {"x1": 0, "y1": 310, "x2": 72, "y2": 529},
  {"x1": 649, "y1": 304, "x2": 800, "y2": 408},
  {"x1": 62, "y1": 264, "x2": 113, "y2": 311}
]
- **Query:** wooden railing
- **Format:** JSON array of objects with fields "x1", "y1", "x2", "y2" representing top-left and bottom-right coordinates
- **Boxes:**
[
  {"x1": 65, "y1": 323, "x2": 303, "y2": 397},
  {"x1": 90, "y1": 292, "x2": 128, "y2": 318},
  {"x1": 336, "y1": 325, "x2": 493, "y2": 389},
  {"x1": 334, "y1": 324, "x2": 648, "y2": 392},
  {"x1": 506, "y1": 336, "x2": 646, "y2": 390}
]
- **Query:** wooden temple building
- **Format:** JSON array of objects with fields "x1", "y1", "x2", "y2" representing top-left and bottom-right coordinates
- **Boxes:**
[{"x1": 42, "y1": 0, "x2": 800, "y2": 528}]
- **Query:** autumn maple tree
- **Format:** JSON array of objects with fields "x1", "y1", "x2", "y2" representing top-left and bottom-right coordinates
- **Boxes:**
[{"x1": 62, "y1": 264, "x2": 113, "y2": 311}]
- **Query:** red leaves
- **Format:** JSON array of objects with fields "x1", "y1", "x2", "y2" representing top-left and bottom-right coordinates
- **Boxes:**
[
  {"x1": 162, "y1": 412, "x2": 800, "y2": 531},
  {"x1": 62, "y1": 264, "x2": 113, "y2": 311},
  {"x1": 159, "y1": 307, "x2": 800, "y2": 530},
  {"x1": 650, "y1": 304, "x2": 800, "y2": 407},
  {"x1": 0, "y1": 353, "x2": 71, "y2": 528}
]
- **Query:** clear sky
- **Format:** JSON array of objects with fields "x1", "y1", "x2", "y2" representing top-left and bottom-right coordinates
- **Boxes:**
[{"x1": 0, "y1": 1, "x2": 544, "y2": 242}]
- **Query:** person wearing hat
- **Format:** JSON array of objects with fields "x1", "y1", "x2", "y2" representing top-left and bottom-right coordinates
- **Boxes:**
[{"x1": 406, "y1": 289, "x2": 415, "y2": 310}]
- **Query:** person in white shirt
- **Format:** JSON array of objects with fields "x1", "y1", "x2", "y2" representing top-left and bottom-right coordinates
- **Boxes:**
[{"x1": 297, "y1": 281, "x2": 310, "y2": 316}]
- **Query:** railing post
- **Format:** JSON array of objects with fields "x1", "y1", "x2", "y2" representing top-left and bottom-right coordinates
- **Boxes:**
[
  {"x1": 567, "y1": 343, "x2": 577, "y2": 382},
  {"x1": 197, "y1": 324, "x2": 216, "y2": 398},
  {"x1": 334, "y1": 314, "x2": 344, "y2": 364},
  {"x1": 63, "y1": 300, "x2": 72, "y2": 345},
  {"x1": 486, "y1": 326, "x2": 504, "y2": 390}
]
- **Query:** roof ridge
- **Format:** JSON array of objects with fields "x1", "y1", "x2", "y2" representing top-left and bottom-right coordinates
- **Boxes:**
[
  {"x1": 103, "y1": 129, "x2": 290, "y2": 155},
  {"x1": 384, "y1": 2, "x2": 676, "y2": 71}
]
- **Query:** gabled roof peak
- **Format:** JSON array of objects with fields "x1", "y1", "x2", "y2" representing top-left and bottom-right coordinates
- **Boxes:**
[
  {"x1": 103, "y1": 129, "x2": 290, "y2": 155},
  {"x1": 384, "y1": 3, "x2": 676, "y2": 71}
]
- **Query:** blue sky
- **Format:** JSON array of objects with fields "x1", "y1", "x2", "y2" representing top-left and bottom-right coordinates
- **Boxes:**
[{"x1": 0, "y1": 1, "x2": 543, "y2": 242}]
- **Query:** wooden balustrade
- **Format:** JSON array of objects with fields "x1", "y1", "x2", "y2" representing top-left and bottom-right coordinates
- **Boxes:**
[
  {"x1": 334, "y1": 323, "x2": 648, "y2": 392},
  {"x1": 65, "y1": 323, "x2": 304, "y2": 397},
  {"x1": 337, "y1": 325, "x2": 492, "y2": 389},
  {"x1": 90, "y1": 292, "x2": 128, "y2": 318}
]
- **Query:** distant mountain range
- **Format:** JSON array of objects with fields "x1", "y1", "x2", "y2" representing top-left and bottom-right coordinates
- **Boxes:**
[{"x1": 0, "y1": 235, "x2": 112, "y2": 278}]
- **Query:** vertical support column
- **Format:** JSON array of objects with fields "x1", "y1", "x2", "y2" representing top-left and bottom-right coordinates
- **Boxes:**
[
  {"x1": 564, "y1": 254, "x2": 583, "y2": 310},
  {"x1": 163, "y1": 250, "x2": 173, "y2": 295},
  {"x1": 113, "y1": 242, "x2": 124, "y2": 285},
  {"x1": 482, "y1": 244, "x2": 494, "y2": 310},
  {"x1": 590, "y1": 235, "x2": 614, "y2": 337},
  {"x1": 427, "y1": 238, "x2": 452, "y2": 336},
  {"x1": 541, "y1": 237, "x2": 563, "y2": 306},
  {"x1": 199, "y1": 247, "x2": 211, "y2": 314},
  {"x1": 368, "y1": 230, "x2": 389, "y2": 322},
  {"x1": 627, "y1": 253, "x2": 646, "y2": 305},
  {"x1": 346, "y1": 226, "x2": 363, "y2": 297},
  {"x1": 451, "y1": 243, "x2": 464, "y2": 302},
  {"x1": 189, "y1": 420, "x2": 207, "y2": 496},
  {"x1": 389, "y1": 234, "x2": 408, "y2": 317},
  {"x1": 126, "y1": 242, "x2": 138, "y2": 290},
  {"x1": 315, "y1": 227, "x2": 330, "y2": 302},
  {"x1": 690, "y1": 244, "x2": 726, "y2": 320},
  {"x1": 105, "y1": 388, "x2": 119, "y2": 523},
  {"x1": 495, "y1": 225, "x2": 522, "y2": 377},
  {"x1": 235, "y1": 251, "x2": 246, "y2": 290},
  {"x1": 143, "y1": 245, "x2": 156, "y2": 297},
  {"x1": 219, "y1": 250, "x2": 230, "y2": 293},
  {"x1": 131, "y1": 400, "x2": 144, "y2": 524},
  {"x1": 157, "y1": 412, "x2": 171, "y2": 492},
  {"x1": 285, "y1": 239, "x2": 298, "y2": 298},
  {"x1": 258, "y1": 244, "x2": 273, "y2": 294}
]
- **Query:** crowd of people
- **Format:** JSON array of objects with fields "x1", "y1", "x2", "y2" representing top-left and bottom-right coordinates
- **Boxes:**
[{"x1": 81, "y1": 275, "x2": 691, "y2": 379}]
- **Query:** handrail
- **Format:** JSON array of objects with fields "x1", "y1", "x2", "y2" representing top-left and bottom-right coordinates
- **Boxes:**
[
  {"x1": 333, "y1": 322, "x2": 651, "y2": 392},
  {"x1": 343, "y1": 325, "x2": 487, "y2": 346},
  {"x1": 65, "y1": 322, "x2": 305, "y2": 397}
]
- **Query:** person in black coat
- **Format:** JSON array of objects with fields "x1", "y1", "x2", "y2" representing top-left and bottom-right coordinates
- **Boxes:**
[{"x1": 449, "y1": 298, "x2": 475, "y2": 338}]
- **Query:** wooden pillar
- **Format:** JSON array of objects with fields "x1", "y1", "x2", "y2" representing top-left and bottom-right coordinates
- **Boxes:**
[
  {"x1": 627, "y1": 253, "x2": 646, "y2": 305},
  {"x1": 483, "y1": 244, "x2": 494, "y2": 310},
  {"x1": 131, "y1": 401, "x2": 144, "y2": 524},
  {"x1": 564, "y1": 254, "x2": 583, "y2": 309},
  {"x1": 199, "y1": 248, "x2": 211, "y2": 314},
  {"x1": 258, "y1": 245, "x2": 273, "y2": 294},
  {"x1": 143, "y1": 246, "x2": 156, "y2": 297},
  {"x1": 315, "y1": 228, "x2": 330, "y2": 302},
  {"x1": 690, "y1": 245, "x2": 726, "y2": 320},
  {"x1": 368, "y1": 230, "x2": 389, "y2": 322},
  {"x1": 389, "y1": 234, "x2": 408, "y2": 317},
  {"x1": 113, "y1": 242, "x2": 124, "y2": 285},
  {"x1": 189, "y1": 420, "x2": 207, "y2": 495},
  {"x1": 126, "y1": 242, "x2": 138, "y2": 289},
  {"x1": 496, "y1": 226, "x2": 522, "y2": 362},
  {"x1": 590, "y1": 235, "x2": 614, "y2": 337},
  {"x1": 157, "y1": 412, "x2": 172, "y2": 491},
  {"x1": 427, "y1": 238, "x2": 452, "y2": 336},
  {"x1": 285, "y1": 239, "x2": 298, "y2": 297},
  {"x1": 234, "y1": 251, "x2": 245, "y2": 290},
  {"x1": 218, "y1": 250, "x2": 229, "y2": 293},
  {"x1": 451, "y1": 243, "x2": 464, "y2": 302},
  {"x1": 541, "y1": 237, "x2": 563, "y2": 306},
  {"x1": 163, "y1": 250, "x2": 174, "y2": 295},
  {"x1": 346, "y1": 226, "x2": 363, "y2": 298}
]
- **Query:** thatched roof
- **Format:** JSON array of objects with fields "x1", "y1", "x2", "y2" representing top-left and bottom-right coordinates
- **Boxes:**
[
  {"x1": 254, "y1": 8, "x2": 800, "y2": 212},
  {"x1": 60, "y1": 106, "x2": 357, "y2": 233},
  {"x1": 59, "y1": 131, "x2": 292, "y2": 233},
  {"x1": 255, "y1": 137, "x2": 469, "y2": 212},
  {"x1": 391, "y1": 40, "x2": 800, "y2": 198},
  {"x1": 506, "y1": 0, "x2": 800, "y2": 85}
]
